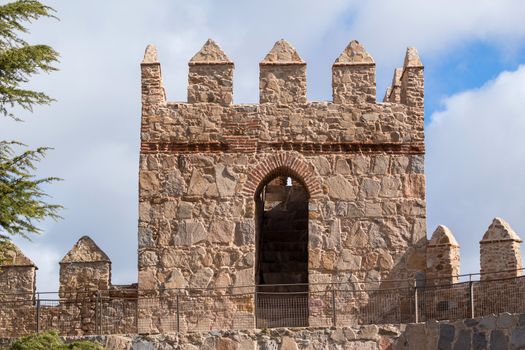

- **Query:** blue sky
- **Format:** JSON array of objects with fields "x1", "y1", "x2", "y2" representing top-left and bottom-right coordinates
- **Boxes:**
[
  {"x1": 3, "y1": 0, "x2": 525, "y2": 291},
  {"x1": 425, "y1": 41, "x2": 525, "y2": 118}
]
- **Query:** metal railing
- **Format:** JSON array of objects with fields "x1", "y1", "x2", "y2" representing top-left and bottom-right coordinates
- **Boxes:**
[{"x1": 1, "y1": 271, "x2": 525, "y2": 338}]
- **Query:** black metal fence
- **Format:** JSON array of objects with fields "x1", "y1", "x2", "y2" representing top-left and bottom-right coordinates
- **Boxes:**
[{"x1": 2, "y1": 273, "x2": 525, "y2": 338}]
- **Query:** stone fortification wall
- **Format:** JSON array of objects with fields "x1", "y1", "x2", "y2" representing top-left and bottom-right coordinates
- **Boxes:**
[
  {"x1": 138, "y1": 38, "x2": 426, "y2": 332},
  {"x1": 0, "y1": 237, "x2": 137, "y2": 338},
  {"x1": 1, "y1": 216, "x2": 523, "y2": 338},
  {"x1": 51, "y1": 311, "x2": 525, "y2": 350},
  {"x1": 1, "y1": 38, "x2": 524, "y2": 341}
]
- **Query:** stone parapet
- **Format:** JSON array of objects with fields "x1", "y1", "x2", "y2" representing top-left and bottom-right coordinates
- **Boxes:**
[
  {"x1": 332, "y1": 40, "x2": 376, "y2": 104},
  {"x1": 188, "y1": 39, "x2": 233, "y2": 105},
  {"x1": 59, "y1": 236, "x2": 112, "y2": 298},
  {"x1": 259, "y1": 39, "x2": 307, "y2": 104},
  {"x1": 0, "y1": 243, "x2": 36, "y2": 300},
  {"x1": 426, "y1": 225, "x2": 460, "y2": 286},
  {"x1": 51, "y1": 311, "x2": 525, "y2": 350},
  {"x1": 480, "y1": 218, "x2": 523, "y2": 281}
]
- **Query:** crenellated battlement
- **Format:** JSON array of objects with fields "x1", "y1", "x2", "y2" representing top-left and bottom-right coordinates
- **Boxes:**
[
  {"x1": 139, "y1": 39, "x2": 426, "y2": 158},
  {"x1": 141, "y1": 38, "x2": 423, "y2": 109},
  {"x1": 425, "y1": 217, "x2": 523, "y2": 285}
]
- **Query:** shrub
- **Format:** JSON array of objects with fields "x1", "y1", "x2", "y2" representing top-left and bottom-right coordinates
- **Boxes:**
[{"x1": 6, "y1": 331, "x2": 105, "y2": 350}]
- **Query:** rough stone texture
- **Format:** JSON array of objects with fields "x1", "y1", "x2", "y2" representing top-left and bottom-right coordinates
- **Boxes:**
[
  {"x1": 37, "y1": 313, "x2": 525, "y2": 350},
  {"x1": 188, "y1": 39, "x2": 233, "y2": 106},
  {"x1": 384, "y1": 68, "x2": 402, "y2": 103},
  {"x1": 0, "y1": 243, "x2": 36, "y2": 296},
  {"x1": 259, "y1": 40, "x2": 306, "y2": 104},
  {"x1": 2, "y1": 39, "x2": 523, "y2": 341},
  {"x1": 333, "y1": 40, "x2": 376, "y2": 104},
  {"x1": 142, "y1": 45, "x2": 158, "y2": 64},
  {"x1": 59, "y1": 236, "x2": 111, "y2": 297},
  {"x1": 480, "y1": 218, "x2": 523, "y2": 280},
  {"x1": 427, "y1": 225, "x2": 460, "y2": 285},
  {"x1": 398, "y1": 47, "x2": 424, "y2": 127},
  {"x1": 137, "y1": 38, "x2": 426, "y2": 333}
]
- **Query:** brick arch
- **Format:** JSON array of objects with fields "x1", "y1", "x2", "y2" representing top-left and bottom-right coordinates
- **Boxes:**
[{"x1": 242, "y1": 153, "x2": 323, "y2": 199}]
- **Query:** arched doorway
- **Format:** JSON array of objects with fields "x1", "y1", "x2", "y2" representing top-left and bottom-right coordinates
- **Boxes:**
[{"x1": 255, "y1": 173, "x2": 309, "y2": 328}]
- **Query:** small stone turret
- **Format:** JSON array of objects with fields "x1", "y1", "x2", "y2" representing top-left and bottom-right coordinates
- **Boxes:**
[
  {"x1": 0, "y1": 243, "x2": 36, "y2": 299},
  {"x1": 400, "y1": 48, "x2": 424, "y2": 118},
  {"x1": 384, "y1": 68, "x2": 402, "y2": 103},
  {"x1": 426, "y1": 225, "x2": 460, "y2": 285},
  {"x1": 141, "y1": 44, "x2": 166, "y2": 135},
  {"x1": 480, "y1": 218, "x2": 522, "y2": 281},
  {"x1": 188, "y1": 39, "x2": 234, "y2": 105},
  {"x1": 259, "y1": 39, "x2": 306, "y2": 104},
  {"x1": 332, "y1": 40, "x2": 376, "y2": 104},
  {"x1": 59, "y1": 236, "x2": 111, "y2": 297}
]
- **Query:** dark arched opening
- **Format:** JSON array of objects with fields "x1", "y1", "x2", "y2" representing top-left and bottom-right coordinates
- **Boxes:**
[{"x1": 255, "y1": 172, "x2": 309, "y2": 328}]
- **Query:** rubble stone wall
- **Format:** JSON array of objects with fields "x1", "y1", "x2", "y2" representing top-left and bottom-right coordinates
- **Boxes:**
[
  {"x1": 137, "y1": 39, "x2": 427, "y2": 332},
  {"x1": 51, "y1": 311, "x2": 525, "y2": 350},
  {"x1": 0, "y1": 266, "x2": 35, "y2": 299}
]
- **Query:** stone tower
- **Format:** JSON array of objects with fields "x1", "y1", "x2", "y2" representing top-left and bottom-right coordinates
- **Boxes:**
[{"x1": 137, "y1": 39, "x2": 426, "y2": 332}]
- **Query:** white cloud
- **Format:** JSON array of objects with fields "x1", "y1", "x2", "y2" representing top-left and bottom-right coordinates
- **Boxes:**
[
  {"x1": 349, "y1": 0, "x2": 525, "y2": 60},
  {"x1": 426, "y1": 66, "x2": 525, "y2": 274}
]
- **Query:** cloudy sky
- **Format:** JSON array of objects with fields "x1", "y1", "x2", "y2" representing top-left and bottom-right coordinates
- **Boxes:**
[{"x1": 3, "y1": 0, "x2": 525, "y2": 292}]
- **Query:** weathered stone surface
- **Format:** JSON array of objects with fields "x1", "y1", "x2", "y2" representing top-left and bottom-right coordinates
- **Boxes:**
[
  {"x1": 215, "y1": 164, "x2": 237, "y2": 197},
  {"x1": 1, "y1": 243, "x2": 35, "y2": 267},
  {"x1": 480, "y1": 218, "x2": 522, "y2": 280},
  {"x1": 497, "y1": 312, "x2": 515, "y2": 329},
  {"x1": 511, "y1": 327, "x2": 525, "y2": 348},
  {"x1": 438, "y1": 324, "x2": 455, "y2": 350},
  {"x1": 453, "y1": 329, "x2": 471, "y2": 350},
  {"x1": 334, "y1": 40, "x2": 374, "y2": 65},
  {"x1": 261, "y1": 39, "x2": 304, "y2": 64},
  {"x1": 479, "y1": 315, "x2": 496, "y2": 330},
  {"x1": 209, "y1": 220, "x2": 235, "y2": 244},
  {"x1": 326, "y1": 175, "x2": 356, "y2": 200},
  {"x1": 234, "y1": 220, "x2": 255, "y2": 245},
  {"x1": 188, "y1": 170, "x2": 213, "y2": 196},
  {"x1": 165, "y1": 268, "x2": 187, "y2": 289},
  {"x1": 280, "y1": 336, "x2": 298, "y2": 350},
  {"x1": 178, "y1": 201, "x2": 194, "y2": 219},
  {"x1": 472, "y1": 330, "x2": 487, "y2": 350},
  {"x1": 190, "y1": 39, "x2": 231, "y2": 64},
  {"x1": 105, "y1": 335, "x2": 133, "y2": 350},
  {"x1": 337, "y1": 249, "x2": 362, "y2": 271},
  {"x1": 174, "y1": 220, "x2": 207, "y2": 246},
  {"x1": 490, "y1": 329, "x2": 508, "y2": 350},
  {"x1": 61, "y1": 236, "x2": 110, "y2": 263},
  {"x1": 403, "y1": 47, "x2": 423, "y2": 68},
  {"x1": 189, "y1": 267, "x2": 214, "y2": 288},
  {"x1": 142, "y1": 44, "x2": 158, "y2": 63}
]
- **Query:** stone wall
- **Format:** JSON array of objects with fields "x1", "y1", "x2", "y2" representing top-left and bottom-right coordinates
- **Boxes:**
[
  {"x1": 426, "y1": 225, "x2": 460, "y2": 286},
  {"x1": 0, "y1": 237, "x2": 137, "y2": 338},
  {"x1": 59, "y1": 236, "x2": 112, "y2": 298},
  {"x1": 0, "y1": 243, "x2": 36, "y2": 299},
  {"x1": 480, "y1": 218, "x2": 523, "y2": 280},
  {"x1": 137, "y1": 38, "x2": 427, "y2": 332},
  {"x1": 1, "y1": 38, "x2": 524, "y2": 341},
  {"x1": 0, "y1": 217, "x2": 524, "y2": 338},
  {"x1": 54, "y1": 312, "x2": 525, "y2": 350}
]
